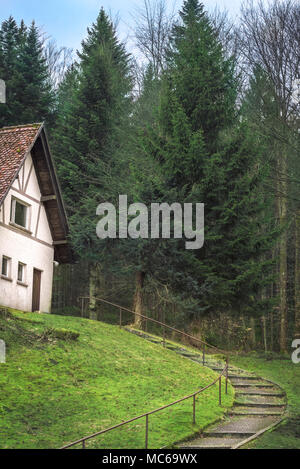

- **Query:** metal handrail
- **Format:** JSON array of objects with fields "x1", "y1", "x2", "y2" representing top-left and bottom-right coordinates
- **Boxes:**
[
  {"x1": 79, "y1": 296, "x2": 228, "y2": 355},
  {"x1": 61, "y1": 297, "x2": 229, "y2": 449}
]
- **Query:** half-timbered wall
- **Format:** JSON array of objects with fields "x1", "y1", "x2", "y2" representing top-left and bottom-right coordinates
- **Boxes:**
[{"x1": 0, "y1": 152, "x2": 54, "y2": 312}]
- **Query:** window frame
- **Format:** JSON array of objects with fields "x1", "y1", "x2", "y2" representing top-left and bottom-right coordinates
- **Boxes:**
[
  {"x1": 17, "y1": 262, "x2": 26, "y2": 283},
  {"x1": 10, "y1": 197, "x2": 31, "y2": 231},
  {"x1": 1, "y1": 255, "x2": 12, "y2": 279}
]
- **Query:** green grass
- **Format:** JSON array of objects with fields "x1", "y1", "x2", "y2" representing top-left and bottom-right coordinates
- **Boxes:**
[
  {"x1": 0, "y1": 309, "x2": 233, "y2": 449},
  {"x1": 230, "y1": 352, "x2": 300, "y2": 449}
]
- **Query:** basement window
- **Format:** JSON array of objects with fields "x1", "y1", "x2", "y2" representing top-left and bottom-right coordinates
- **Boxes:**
[
  {"x1": 17, "y1": 262, "x2": 26, "y2": 283},
  {"x1": 10, "y1": 198, "x2": 30, "y2": 230},
  {"x1": 1, "y1": 256, "x2": 11, "y2": 278}
]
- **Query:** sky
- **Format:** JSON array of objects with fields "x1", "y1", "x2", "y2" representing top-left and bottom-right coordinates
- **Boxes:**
[{"x1": 0, "y1": 0, "x2": 249, "y2": 54}]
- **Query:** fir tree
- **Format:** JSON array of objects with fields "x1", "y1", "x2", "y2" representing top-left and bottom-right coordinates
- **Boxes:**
[
  {"x1": 168, "y1": 0, "x2": 237, "y2": 152},
  {"x1": 53, "y1": 8, "x2": 133, "y2": 261},
  {"x1": 0, "y1": 17, "x2": 54, "y2": 127},
  {"x1": 138, "y1": 0, "x2": 278, "y2": 317},
  {"x1": 16, "y1": 21, "x2": 54, "y2": 124},
  {"x1": 0, "y1": 16, "x2": 20, "y2": 126}
]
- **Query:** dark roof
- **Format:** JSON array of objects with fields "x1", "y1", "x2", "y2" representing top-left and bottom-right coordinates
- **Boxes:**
[{"x1": 0, "y1": 123, "x2": 72, "y2": 263}]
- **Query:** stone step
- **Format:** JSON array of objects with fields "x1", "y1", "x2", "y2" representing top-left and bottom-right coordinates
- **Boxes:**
[
  {"x1": 230, "y1": 407, "x2": 283, "y2": 416},
  {"x1": 234, "y1": 401, "x2": 285, "y2": 408},
  {"x1": 230, "y1": 380, "x2": 273, "y2": 387},
  {"x1": 236, "y1": 388, "x2": 283, "y2": 396},
  {"x1": 210, "y1": 367, "x2": 241, "y2": 373},
  {"x1": 179, "y1": 437, "x2": 244, "y2": 449},
  {"x1": 234, "y1": 393, "x2": 284, "y2": 403},
  {"x1": 207, "y1": 415, "x2": 279, "y2": 434},
  {"x1": 228, "y1": 374, "x2": 258, "y2": 380},
  {"x1": 203, "y1": 431, "x2": 256, "y2": 438},
  {"x1": 206, "y1": 416, "x2": 277, "y2": 433}
]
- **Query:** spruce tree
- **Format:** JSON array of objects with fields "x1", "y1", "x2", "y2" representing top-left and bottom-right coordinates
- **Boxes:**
[
  {"x1": 53, "y1": 8, "x2": 133, "y2": 314},
  {"x1": 168, "y1": 0, "x2": 236, "y2": 152},
  {"x1": 17, "y1": 21, "x2": 54, "y2": 124},
  {"x1": 0, "y1": 16, "x2": 20, "y2": 126},
  {"x1": 54, "y1": 8, "x2": 132, "y2": 215},
  {"x1": 0, "y1": 17, "x2": 54, "y2": 127},
  {"x1": 138, "y1": 0, "x2": 278, "y2": 318}
]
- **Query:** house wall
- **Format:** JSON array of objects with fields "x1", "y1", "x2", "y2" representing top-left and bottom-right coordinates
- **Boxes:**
[{"x1": 0, "y1": 152, "x2": 54, "y2": 312}]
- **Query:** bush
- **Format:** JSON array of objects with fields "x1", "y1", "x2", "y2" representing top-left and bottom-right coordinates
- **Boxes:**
[{"x1": 41, "y1": 327, "x2": 79, "y2": 341}]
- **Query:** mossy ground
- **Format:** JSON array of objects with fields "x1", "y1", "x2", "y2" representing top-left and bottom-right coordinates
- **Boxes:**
[{"x1": 0, "y1": 309, "x2": 233, "y2": 449}]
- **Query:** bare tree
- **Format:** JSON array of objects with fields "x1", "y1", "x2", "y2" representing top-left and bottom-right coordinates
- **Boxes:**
[
  {"x1": 238, "y1": 0, "x2": 300, "y2": 120},
  {"x1": 132, "y1": 0, "x2": 177, "y2": 76},
  {"x1": 44, "y1": 39, "x2": 73, "y2": 89},
  {"x1": 210, "y1": 6, "x2": 238, "y2": 59},
  {"x1": 237, "y1": 0, "x2": 300, "y2": 352}
]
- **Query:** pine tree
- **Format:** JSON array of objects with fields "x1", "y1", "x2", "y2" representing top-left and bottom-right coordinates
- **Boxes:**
[
  {"x1": 54, "y1": 8, "x2": 132, "y2": 212},
  {"x1": 137, "y1": 0, "x2": 278, "y2": 319},
  {"x1": 16, "y1": 21, "x2": 54, "y2": 124},
  {"x1": 168, "y1": 0, "x2": 236, "y2": 152},
  {"x1": 0, "y1": 16, "x2": 20, "y2": 126},
  {"x1": 0, "y1": 17, "x2": 54, "y2": 127},
  {"x1": 53, "y1": 8, "x2": 133, "y2": 314}
]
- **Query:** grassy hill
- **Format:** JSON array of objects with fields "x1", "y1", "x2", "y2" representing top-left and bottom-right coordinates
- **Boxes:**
[{"x1": 0, "y1": 308, "x2": 233, "y2": 449}]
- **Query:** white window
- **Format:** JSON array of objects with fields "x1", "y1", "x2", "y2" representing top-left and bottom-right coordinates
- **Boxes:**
[
  {"x1": 1, "y1": 256, "x2": 11, "y2": 278},
  {"x1": 10, "y1": 198, "x2": 30, "y2": 230},
  {"x1": 17, "y1": 262, "x2": 26, "y2": 283}
]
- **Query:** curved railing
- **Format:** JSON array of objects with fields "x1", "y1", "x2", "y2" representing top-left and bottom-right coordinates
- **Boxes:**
[{"x1": 61, "y1": 297, "x2": 229, "y2": 449}]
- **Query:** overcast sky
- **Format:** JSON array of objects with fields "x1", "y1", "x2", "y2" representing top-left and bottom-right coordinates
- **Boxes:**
[{"x1": 0, "y1": 0, "x2": 256, "y2": 53}]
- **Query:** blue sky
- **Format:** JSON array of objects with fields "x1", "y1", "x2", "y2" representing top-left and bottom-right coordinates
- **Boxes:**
[{"x1": 0, "y1": 0, "x2": 245, "y2": 53}]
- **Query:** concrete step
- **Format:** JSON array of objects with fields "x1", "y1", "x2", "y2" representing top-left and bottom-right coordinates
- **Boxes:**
[
  {"x1": 230, "y1": 406, "x2": 283, "y2": 416},
  {"x1": 207, "y1": 415, "x2": 279, "y2": 434},
  {"x1": 234, "y1": 401, "x2": 285, "y2": 408},
  {"x1": 236, "y1": 388, "x2": 283, "y2": 397},
  {"x1": 179, "y1": 437, "x2": 244, "y2": 449},
  {"x1": 230, "y1": 379, "x2": 273, "y2": 387},
  {"x1": 228, "y1": 374, "x2": 259, "y2": 380},
  {"x1": 203, "y1": 431, "x2": 256, "y2": 438}
]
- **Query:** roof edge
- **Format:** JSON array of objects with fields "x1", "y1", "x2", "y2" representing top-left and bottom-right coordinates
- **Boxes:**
[{"x1": 0, "y1": 123, "x2": 44, "y2": 208}]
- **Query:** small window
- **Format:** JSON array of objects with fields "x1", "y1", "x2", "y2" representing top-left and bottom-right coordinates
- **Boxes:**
[
  {"x1": 17, "y1": 262, "x2": 26, "y2": 283},
  {"x1": 10, "y1": 198, "x2": 29, "y2": 229},
  {"x1": 1, "y1": 256, "x2": 11, "y2": 277}
]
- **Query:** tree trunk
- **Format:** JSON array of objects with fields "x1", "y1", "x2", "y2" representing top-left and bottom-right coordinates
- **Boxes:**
[
  {"x1": 262, "y1": 316, "x2": 267, "y2": 353},
  {"x1": 277, "y1": 152, "x2": 288, "y2": 353},
  {"x1": 89, "y1": 263, "x2": 100, "y2": 320},
  {"x1": 132, "y1": 271, "x2": 145, "y2": 328},
  {"x1": 250, "y1": 317, "x2": 256, "y2": 349},
  {"x1": 295, "y1": 210, "x2": 300, "y2": 339}
]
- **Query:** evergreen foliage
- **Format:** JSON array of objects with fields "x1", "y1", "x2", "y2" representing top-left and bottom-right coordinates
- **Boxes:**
[{"x1": 0, "y1": 17, "x2": 54, "y2": 126}]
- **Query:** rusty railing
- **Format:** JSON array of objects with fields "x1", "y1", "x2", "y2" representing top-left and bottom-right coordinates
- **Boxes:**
[{"x1": 61, "y1": 296, "x2": 229, "y2": 449}]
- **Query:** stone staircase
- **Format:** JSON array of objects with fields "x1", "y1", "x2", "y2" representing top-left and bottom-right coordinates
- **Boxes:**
[{"x1": 125, "y1": 327, "x2": 287, "y2": 449}]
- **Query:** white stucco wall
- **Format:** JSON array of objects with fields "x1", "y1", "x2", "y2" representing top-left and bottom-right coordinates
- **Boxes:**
[{"x1": 0, "y1": 152, "x2": 54, "y2": 312}]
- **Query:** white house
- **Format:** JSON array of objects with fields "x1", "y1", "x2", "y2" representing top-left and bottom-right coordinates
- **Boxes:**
[{"x1": 0, "y1": 123, "x2": 71, "y2": 313}]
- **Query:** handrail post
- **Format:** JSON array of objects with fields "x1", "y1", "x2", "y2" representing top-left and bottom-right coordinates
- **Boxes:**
[
  {"x1": 225, "y1": 356, "x2": 229, "y2": 395},
  {"x1": 145, "y1": 414, "x2": 149, "y2": 449},
  {"x1": 119, "y1": 308, "x2": 122, "y2": 328},
  {"x1": 202, "y1": 344, "x2": 205, "y2": 366},
  {"x1": 163, "y1": 326, "x2": 166, "y2": 347},
  {"x1": 193, "y1": 395, "x2": 196, "y2": 424},
  {"x1": 82, "y1": 439, "x2": 85, "y2": 449},
  {"x1": 219, "y1": 377, "x2": 222, "y2": 406},
  {"x1": 81, "y1": 297, "x2": 84, "y2": 317}
]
